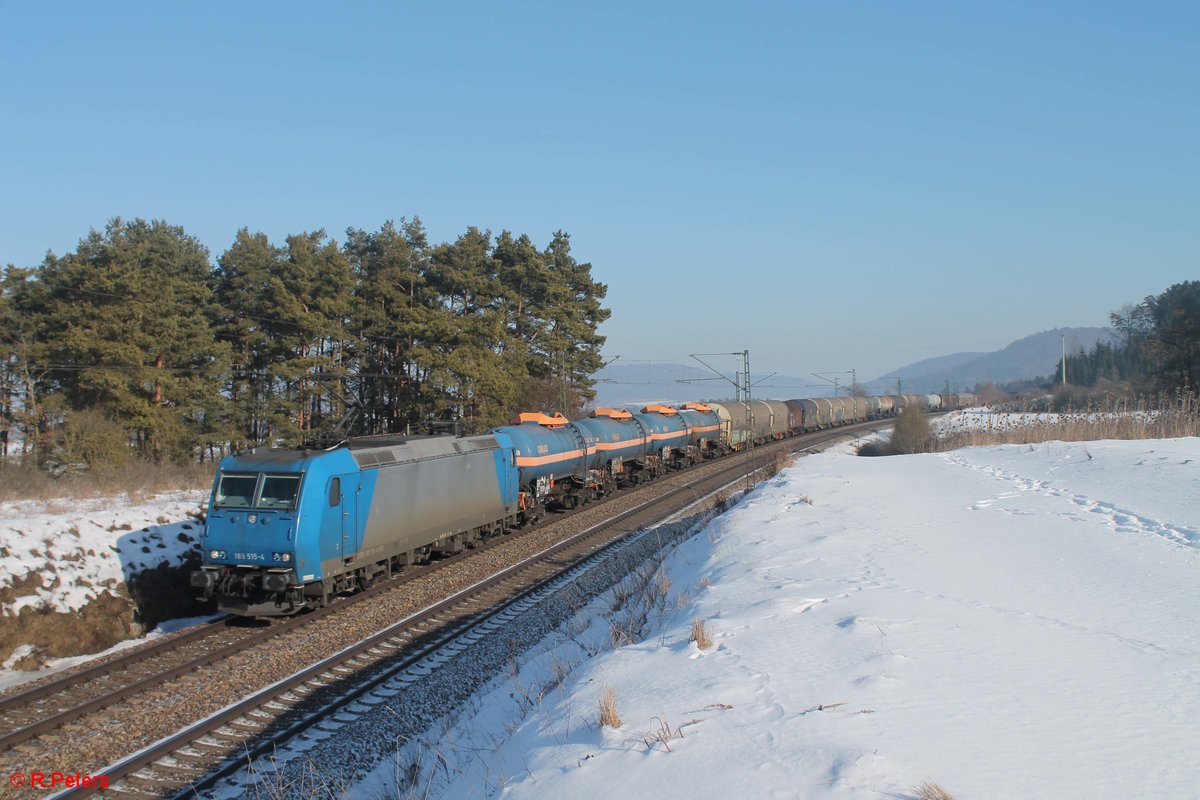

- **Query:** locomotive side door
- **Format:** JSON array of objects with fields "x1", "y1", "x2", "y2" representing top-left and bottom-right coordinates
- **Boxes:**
[
  {"x1": 341, "y1": 478, "x2": 360, "y2": 563},
  {"x1": 501, "y1": 448, "x2": 516, "y2": 508}
]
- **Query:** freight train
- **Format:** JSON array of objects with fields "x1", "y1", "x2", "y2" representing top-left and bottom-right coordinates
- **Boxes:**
[{"x1": 191, "y1": 393, "x2": 975, "y2": 615}]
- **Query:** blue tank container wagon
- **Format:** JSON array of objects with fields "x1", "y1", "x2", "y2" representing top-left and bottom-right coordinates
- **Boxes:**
[
  {"x1": 632, "y1": 405, "x2": 697, "y2": 472},
  {"x1": 492, "y1": 412, "x2": 612, "y2": 511},
  {"x1": 677, "y1": 402, "x2": 724, "y2": 460},
  {"x1": 573, "y1": 408, "x2": 654, "y2": 488}
]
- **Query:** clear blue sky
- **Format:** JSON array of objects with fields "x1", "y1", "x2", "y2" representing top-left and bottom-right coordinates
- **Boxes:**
[{"x1": 2, "y1": 1, "x2": 1196, "y2": 382}]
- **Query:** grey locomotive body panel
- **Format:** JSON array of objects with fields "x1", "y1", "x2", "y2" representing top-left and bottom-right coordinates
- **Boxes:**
[{"x1": 334, "y1": 436, "x2": 511, "y2": 575}]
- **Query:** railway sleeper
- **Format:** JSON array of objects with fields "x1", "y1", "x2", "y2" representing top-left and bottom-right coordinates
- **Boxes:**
[
  {"x1": 211, "y1": 726, "x2": 252, "y2": 740},
  {"x1": 169, "y1": 750, "x2": 216, "y2": 765},
  {"x1": 149, "y1": 761, "x2": 208, "y2": 778},
  {"x1": 226, "y1": 719, "x2": 266, "y2": 733},
  {"x1": 121, "y1": 772, "x2": 179, "y2": 790}
]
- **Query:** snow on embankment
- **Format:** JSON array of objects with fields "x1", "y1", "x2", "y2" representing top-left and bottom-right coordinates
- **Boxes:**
[
  {"x1": 414, "y1": 438, "x2": 1200, "y2": 800},
  {"x1": 0, "y1": 491, "x2": 209, "y2": 671}
]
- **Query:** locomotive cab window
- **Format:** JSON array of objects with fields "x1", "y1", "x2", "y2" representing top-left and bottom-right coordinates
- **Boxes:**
[
  {"x1": 215, "y1": 473, "x2": 258, "y2": 509},
  {"x1": 328, "y1": 477, "x2": 340, "y2": 507},
  {"x1": 257, "y1": 474, "x2": 301, "y2": 510}
]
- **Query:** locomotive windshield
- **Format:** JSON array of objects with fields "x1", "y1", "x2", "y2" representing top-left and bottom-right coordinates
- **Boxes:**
[
  {"x1": 214, "y1": 472, "x2": 301, "y2": 510},
  {"x1": 258, "y1": 474, "x2": 300, "y2": 509},
  {"x1": 215, "y1": 473, "x2": 257, "y2": 508}
]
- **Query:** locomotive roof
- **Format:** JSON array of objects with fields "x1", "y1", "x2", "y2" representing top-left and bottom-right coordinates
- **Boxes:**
[
  {"x1": 348, "y1": 433, "x2": 501, "y2": 470},
  {"x1": 225, "y1": 448, "x2": 311, "y2": 466},
  {"x1": 221, "y1": 433, "x2": 501, "y2": 472}
]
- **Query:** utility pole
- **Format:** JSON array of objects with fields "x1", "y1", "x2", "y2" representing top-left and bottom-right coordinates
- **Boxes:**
[
  {"x1": 742, "y1": 350, "x2": 752, "y2": 450},
  {"x1": 689, "y1": 350, "x2": 754, "y2": 451},
  {"x1": 1062, "y1": 335, "x2": 1067, "y2": 385},
  {"x1": 813, "y1": 370, "x2": 853, "y2": 397}
]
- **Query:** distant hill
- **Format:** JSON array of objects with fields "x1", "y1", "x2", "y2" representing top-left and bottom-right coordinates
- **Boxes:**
[
  {"x1": 866, "y1": 327, "x2": 1115, "y2": 394},
  {"x1": 594, "y1": 327, "x2": 1115, "y2": 407}
]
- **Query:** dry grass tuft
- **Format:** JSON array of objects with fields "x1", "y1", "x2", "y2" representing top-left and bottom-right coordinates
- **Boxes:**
[
  {"x1": 609, "y1": 621, "x2": 636, "y2": 649},
  {"x1": 599, "y1": 685, "x2": 621, "y2": 728},
  {"x1": 690, "y1": 618, "x2": 712, "y2": 649},
  {"x1": 913, "y1": 780, "x2": 956, "y2": 800},
  {"x1": 0, "y1": 459, "x2": 215, "y2": 504}
]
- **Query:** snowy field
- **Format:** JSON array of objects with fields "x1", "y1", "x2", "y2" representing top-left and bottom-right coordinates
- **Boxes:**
[
  {"x1": 0, "y1": 492, "x2": 207, "y2": 615},
  {"x1": 364, "y1": 436, "x2": 1200, "y2": 800}
]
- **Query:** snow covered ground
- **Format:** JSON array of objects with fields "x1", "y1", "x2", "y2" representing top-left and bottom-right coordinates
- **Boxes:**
[
  {"x1": 366, "y1": 436, "x2": 1200, "y2": 800},
  {"x1": 0, "y1": 491, "x2": 208, "y2": 615}
]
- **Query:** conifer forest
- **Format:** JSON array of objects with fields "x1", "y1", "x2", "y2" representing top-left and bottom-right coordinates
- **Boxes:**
[{"x1": 0, "y1": 218, "x2": 610, "y2": 469}]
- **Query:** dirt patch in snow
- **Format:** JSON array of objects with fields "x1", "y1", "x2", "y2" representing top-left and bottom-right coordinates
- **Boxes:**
[
  {"x1": 0, "y1": 559, "x2": 215, "y2": 669},
  {"x1": 0, "y1": 580, "x2": 140, "y2": 668}
]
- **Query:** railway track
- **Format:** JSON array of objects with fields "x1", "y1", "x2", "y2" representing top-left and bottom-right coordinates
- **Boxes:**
[
  {"x1": 0, "y1": 558, "x2": 444, "y2": 755},
  {"x1": 3, "y1": 421, "x2": 886, "y2": 799}
]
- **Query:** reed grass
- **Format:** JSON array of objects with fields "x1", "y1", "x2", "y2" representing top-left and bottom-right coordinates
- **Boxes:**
[
  {"x1": 934, "y1": 392, "x2": 1199, "y2": 450},
  {"x1": 690, "y1": 618, "x2": 712, "y2": 649}
]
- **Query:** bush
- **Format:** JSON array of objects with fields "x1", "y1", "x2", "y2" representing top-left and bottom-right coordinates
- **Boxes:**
[
  {"x1": 891, "y1": 406, "x2": 932, "y2": 454},
  {"x1": 45, "y1": 408, "x2": 132, "y2": 475},
  {"x1": 855, "y1": 440, "x2": 891, "y2": 457}
]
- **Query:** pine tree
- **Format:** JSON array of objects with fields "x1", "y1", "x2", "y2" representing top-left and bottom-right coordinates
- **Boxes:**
[
  {"x1": 537, "y1": 231, "x2": 610, "y2": 414},
  {"x1": 427, "y1": 228, "x2": 523, "y2": 432},
  {"x1": 0, "y1": 266, "x2": 51, "y2": 463},
  {"x1": 346, "y1": 219, "x2": 440, "y2": 434},
  {"x1": 36, "y1": 219, "x2": 228, "y2": 464},
  {"x1": 214, "y1": 229, "x2": 285, "y2": 447},
  {"x1": 1145, "y1": 281, "x2": 1200, "y2": 392},
  {"x1": 278, "y1": 230, "x2": 353, "y2": 443}
]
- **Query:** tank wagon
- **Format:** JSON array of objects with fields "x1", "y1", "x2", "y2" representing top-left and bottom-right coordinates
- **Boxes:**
[
  {"x1": 677, "y1": 403, "x2": 724, "y2": 456},
  {"x1": 194, "y1": 391, "x2": 974, "y2": 615},
  {"x1": 792, "y1": 398, "x2": 833, "y2": 430},
  {"x1": 707, "y1": 400, "x2": 796, "y2": 449}
]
